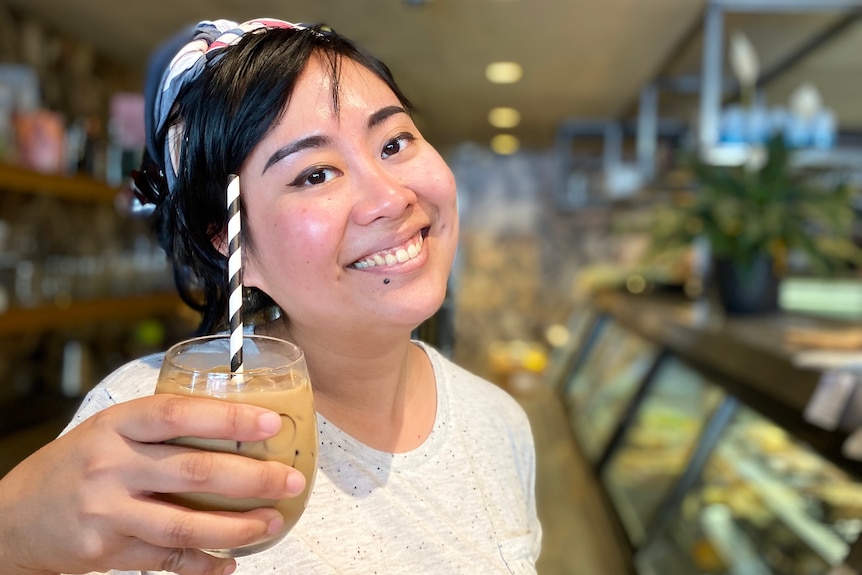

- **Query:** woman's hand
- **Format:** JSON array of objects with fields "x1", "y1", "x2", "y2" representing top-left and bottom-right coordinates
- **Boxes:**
[{"x1": 0, "y1": 394, "x2": 306, "y2": 575}]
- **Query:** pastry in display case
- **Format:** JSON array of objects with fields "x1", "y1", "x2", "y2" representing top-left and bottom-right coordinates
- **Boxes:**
[
  {"x1": 601, "y1": 355, "x2": 726, "y2": 546},
  {"x1": 636, "y1": 405, "x2": 862, "y2": 575},
  {"x1": 562, "y1": 319, "x2": 660, "y2": 462}
]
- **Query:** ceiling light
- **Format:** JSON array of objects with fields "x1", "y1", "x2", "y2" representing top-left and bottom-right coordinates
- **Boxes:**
[
  {"x1": 491, "y1": 134, "x2": 519, "y2": 155},
  {"x1": 488, "y1": 107, "x2": 521, "y2": 129},
  {"x1": 485, "y1": 62, "x2": 522, "y2": 84}
]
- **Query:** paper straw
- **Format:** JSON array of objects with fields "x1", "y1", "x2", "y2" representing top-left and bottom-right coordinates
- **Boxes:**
[{"x1": 227, "y1": 174, "x2": 244, "y2": 374}]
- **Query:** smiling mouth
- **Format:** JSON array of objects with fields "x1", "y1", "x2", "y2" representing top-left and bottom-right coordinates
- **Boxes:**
[{"x1": 349, "y1": 229, "x2": 428, "y2": 269}]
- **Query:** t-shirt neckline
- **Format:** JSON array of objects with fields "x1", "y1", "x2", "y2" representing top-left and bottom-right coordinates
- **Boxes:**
[{"x1": 315, "y1": 341, "x2": 449, "y2": 472}]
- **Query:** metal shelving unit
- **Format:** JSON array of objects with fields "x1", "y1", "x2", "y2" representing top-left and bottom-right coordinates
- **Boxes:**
[
  {"x1": 555, "y1": 0, "x2": 862, "y2": 205},
  {"x1": 695, "y1": 0, "x2": 862, "y2": 157}
]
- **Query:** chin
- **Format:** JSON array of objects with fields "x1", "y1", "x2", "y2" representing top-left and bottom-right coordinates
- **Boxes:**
[{"x1": 395, "y1": 293, "x2": 447, "y2": 331}]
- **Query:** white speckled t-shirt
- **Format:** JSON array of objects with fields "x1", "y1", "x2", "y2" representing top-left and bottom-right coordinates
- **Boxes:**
[{"x1": 62, "y1": 341, "x2": 542, "y2": 574}]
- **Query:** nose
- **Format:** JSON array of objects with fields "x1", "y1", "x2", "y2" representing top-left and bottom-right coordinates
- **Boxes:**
[{"x1": 351, "y1": 161, "x2": 417, "y2": 226}]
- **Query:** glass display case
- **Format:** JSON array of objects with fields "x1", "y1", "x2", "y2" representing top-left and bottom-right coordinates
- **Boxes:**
[
  {"x1": 544, "y1": 306, "x2": 598, "y2": 391},
  {"x1": 554, "y1": 294, "x2": 862, "y2": 575},
  {"x1": 562, "y1": 319, "x2": 660, "y2": 462},
  {"x1": 601, "y1": 355, "x2": 726, "y2": 546},
  {"x1": 636, "y1": 405, "x2": 862, "y2": 575}
]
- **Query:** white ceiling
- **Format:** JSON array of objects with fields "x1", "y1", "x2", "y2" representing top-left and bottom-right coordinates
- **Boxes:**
[{"x1": 1, "y1": 0, "x2": 860, "y2": 153}]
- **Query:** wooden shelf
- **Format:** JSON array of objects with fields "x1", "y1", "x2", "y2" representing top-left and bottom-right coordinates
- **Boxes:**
[
  {"x1": 0, "y1": 292, "x2": 188, "y2": 336},
  {"x1": 0, "y1": 163, "x2": 118, "y2": 203}
]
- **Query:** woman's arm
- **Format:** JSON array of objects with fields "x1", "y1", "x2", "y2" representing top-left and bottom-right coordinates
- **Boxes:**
[{"x1": 0, "y1": 394, "x2": 305, "y2": 575}]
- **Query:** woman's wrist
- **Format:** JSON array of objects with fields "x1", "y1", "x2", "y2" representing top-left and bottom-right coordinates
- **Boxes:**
[{"x1": 0, "y1": 475, "x2": 55, "y2": 575}]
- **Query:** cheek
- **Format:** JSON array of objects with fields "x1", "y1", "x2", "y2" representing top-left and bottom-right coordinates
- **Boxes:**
[
  {"x1": 292, "y1": 203, "x2": 349, "y2": 269},
  {"x1": 432, "y1": 156, "x2": 456, "y2": 194},
  {"x1": 242, "y1": 206, "x2": 297, "y2": 291},
  {"x1": 427, "y1": 163, "x2": 458, "y2": 215},
  {"x1": 247, "y1": 202, "x2": 343, "y2": 277}
]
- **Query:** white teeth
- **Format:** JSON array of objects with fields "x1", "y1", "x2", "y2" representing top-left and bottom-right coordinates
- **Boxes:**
[{"x1": 351, "y1": 233, "x2": 424, "y2": 269}]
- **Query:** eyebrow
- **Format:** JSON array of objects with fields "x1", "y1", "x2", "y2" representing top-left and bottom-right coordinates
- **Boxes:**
[
  {"x1": 368, "y1": 105, "x2": 409, "y2": 129},
  {"x1": 262, "y1": 135, "x2": 330, "y2": 174},
  {"x1": 261, "y1": 105, "x2": 410, "y2": 174}
]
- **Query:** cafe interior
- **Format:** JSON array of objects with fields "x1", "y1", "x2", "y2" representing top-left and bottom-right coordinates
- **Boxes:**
[{"x1": 0, "y1": 0, "x2": 861, "y2": 573}]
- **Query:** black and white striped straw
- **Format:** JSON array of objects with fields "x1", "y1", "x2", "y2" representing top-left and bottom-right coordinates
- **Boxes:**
[{"x1": 227, "y1": 174, "x2": 244, "y2": 374}]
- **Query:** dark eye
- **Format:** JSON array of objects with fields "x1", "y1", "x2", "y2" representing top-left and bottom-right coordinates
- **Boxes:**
[
  {"x1": 291, "y1": 167, "x2": 337, "y2": 187},
  {"x1": 381, "y1": 133, "x2": 415, "y2": 159}
]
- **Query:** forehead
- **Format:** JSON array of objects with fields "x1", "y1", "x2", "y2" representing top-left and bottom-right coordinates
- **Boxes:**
[{"x1": 285, "y1": 54, "x2": 399, "y2": 122}]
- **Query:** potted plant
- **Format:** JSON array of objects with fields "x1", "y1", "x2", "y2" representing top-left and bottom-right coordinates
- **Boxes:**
[{"x1": 646, "y1": 135, "x2": 860, "y2": 315}]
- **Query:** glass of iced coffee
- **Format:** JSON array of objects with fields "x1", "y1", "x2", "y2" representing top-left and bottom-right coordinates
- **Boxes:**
[{"x1": 155, "y1": 334, "x2": 317, "y2": 557}]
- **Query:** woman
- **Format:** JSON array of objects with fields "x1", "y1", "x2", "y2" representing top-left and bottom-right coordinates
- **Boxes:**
[{"x1": 0, "y1": 19, "x2": 541, "y2": 575}]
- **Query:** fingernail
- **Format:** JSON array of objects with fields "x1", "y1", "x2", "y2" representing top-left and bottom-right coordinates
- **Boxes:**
[
  {"x1": 267, "y1": 514, "x2": 285, "y2": 535},
  {"x1": 222, "y1": 561, "x2": 237, "y2": 575},
  {"x1": 258, "y1": 411, "x2": 281, "y2": 434},
  {"x1": 287, "y1": 471, "x2": 306, "y2": 496}
]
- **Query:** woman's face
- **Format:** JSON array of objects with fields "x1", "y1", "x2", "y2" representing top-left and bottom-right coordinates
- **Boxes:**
[{"x1": 240, "y1": 54, "x2": 458, "y2": 340}]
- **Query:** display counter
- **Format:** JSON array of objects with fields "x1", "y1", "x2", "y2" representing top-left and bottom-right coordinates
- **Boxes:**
[{"x1": 555, "y1": 291, "x2": 862, "y2": 575}]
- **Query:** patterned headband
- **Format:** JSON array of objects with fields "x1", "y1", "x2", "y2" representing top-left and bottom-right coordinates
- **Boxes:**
[{"x1": 154, "y1": 18, "x2": 305, "y2": 193}]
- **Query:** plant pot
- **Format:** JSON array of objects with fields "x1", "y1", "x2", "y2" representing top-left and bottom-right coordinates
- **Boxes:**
[{"x1": 713, "y1": 255, "x2": 779, "y2": 316}]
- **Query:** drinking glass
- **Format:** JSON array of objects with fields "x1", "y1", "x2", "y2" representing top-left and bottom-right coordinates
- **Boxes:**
[{"x1": 155, "y1": 334, "x2": 318, "y2": 557}]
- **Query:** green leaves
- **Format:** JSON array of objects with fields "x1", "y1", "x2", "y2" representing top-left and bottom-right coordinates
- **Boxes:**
[{"x1": 647, "y1": 135, "x2": 859, "y2": 275}]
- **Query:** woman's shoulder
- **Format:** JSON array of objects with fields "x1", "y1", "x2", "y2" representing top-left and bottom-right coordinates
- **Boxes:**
[
  {"x1": 418, "y1": 342, "x2": 532, "y2": 428},
  {"x1": 61, "y1": 353, "x2": 164, "y2": 435},
  {"x1": 99, "y1": 352, "x2": 164, "y2": 402}
]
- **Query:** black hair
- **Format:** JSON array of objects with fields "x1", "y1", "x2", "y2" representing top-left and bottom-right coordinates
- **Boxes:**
[{"x1": 133, "y1": 24, "x2": 413, "y2": 334}]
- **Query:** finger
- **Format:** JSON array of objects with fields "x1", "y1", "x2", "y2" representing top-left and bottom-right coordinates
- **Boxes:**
[
  {"x1": 92, "y1": 538, "x2": 238, "y2": 575},
  {"x1": 118, "y1": 499, "x2": 283, "y2": 552},
  {"x1": 106, "y1": 394, "x2": 283, "y2": 444},
  {"x1": 132, "y1": 442, "x2": 307, "y2": 499}
]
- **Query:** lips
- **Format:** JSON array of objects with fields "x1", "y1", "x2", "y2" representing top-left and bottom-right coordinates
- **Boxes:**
[{"x1": 349, "y1": 229, "x2": 427, "y2": 269}]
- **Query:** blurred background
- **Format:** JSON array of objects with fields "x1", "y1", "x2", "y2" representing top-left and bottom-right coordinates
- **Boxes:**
[{"x1": 1, "y1": 0, "x2": 862, "y2": 573}]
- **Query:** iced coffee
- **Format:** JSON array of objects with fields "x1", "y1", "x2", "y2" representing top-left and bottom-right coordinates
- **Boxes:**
[{"x1": 155, "y1": 334, "x2": 318, "y2": 557}]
